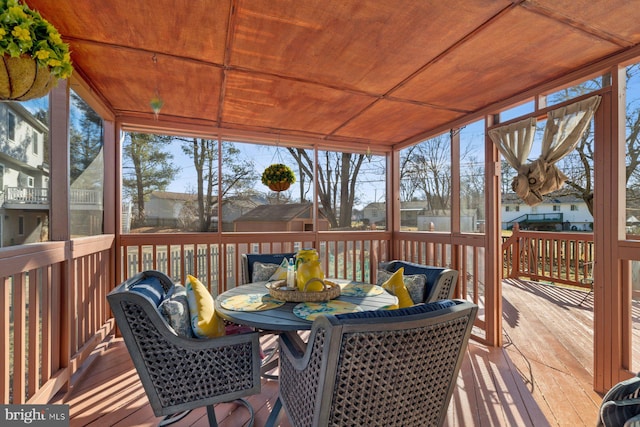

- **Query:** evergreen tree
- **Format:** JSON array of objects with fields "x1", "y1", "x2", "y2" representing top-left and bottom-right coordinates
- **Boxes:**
[
  {"x1": 70, "y1": 93, "x2": 103, "y2": 183},
  {"x1": 122, "y1": 133, "x2": 178, "y2": 226}
]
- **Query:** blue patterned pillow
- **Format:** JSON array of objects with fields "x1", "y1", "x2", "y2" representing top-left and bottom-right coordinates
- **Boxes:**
[
  {"x1": 377, "y1": 269, "x2": 427, "y2": 304},
  {"x1": 129, "y1": 275, "x2": 166, "y2": 306},
  {"x1": 159, "y1": 284, "x2": 194, "y2": 338}
]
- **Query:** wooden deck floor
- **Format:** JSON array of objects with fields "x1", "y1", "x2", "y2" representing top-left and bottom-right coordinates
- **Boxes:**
[{"x1": 55, "y1": 279, "x2": 609, "y2": 426}]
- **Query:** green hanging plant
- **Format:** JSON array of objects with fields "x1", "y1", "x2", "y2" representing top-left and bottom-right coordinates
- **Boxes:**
[
  {"x1": 0, "y1": 0, "x2": 73, "y2": 101},
  {"x1": 262, "y1": 163, "x2": 296, "y2": 192},
  {"x1": 0, "y1": 0, "x2": 73, "y2": 79}
]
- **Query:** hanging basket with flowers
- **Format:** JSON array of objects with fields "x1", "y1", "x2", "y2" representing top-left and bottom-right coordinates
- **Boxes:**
[
  {"x1": 0, "y1": 0, "x2": 73, "y2": 101},
  {"x1": 262, "y1": 163, "x2": 296, "y2": 192}
]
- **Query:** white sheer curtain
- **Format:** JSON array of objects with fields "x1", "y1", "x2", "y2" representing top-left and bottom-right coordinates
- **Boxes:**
[{"x1": 488, "y1": 95, "x2": 601, "y2": 206}]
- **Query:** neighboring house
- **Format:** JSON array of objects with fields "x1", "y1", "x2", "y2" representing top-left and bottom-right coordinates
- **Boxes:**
[
  {"x1": 145, "y1": 191, "x2": 268, "y2": 231},
  {"x1": 233, "y1": 202, "x2": 329, "y2": 232},
  {"x1": 216, "y1": 193, "x2": 266, "y2": 231},
  {"x1": 0, "y1": 102, "x2": 49, "y2": 246},
  {"x1": 363, "y1": 201, "x2": 479, "y2": 231},
  {"x1": 70, "y1": 147, "x2": 104, "y2": 236},
  {"x1": 362, "y1": 202, "x2": 387, "y2": 227},
  {"x1": 363, "y1": 201, "x2": 427, "y2": 228},
  {"x1": 145, "y1": 191, "x2": 198, "y2": 228},
  {"x1": 502, "y1": 192, "x2": 593, "y2": 231},
  {"x1": 417, "y1": 209, "x2": 479, "y2": 232}
]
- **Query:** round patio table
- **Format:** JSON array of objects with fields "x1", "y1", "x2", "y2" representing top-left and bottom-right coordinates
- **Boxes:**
[{"x1": 215, "y1": 279, "x2": 398, "y2": 331}]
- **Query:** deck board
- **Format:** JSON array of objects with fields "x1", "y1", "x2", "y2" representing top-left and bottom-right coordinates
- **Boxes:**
[{"x1": 55, "y1": 279, "x2": 609, "y2": 426}]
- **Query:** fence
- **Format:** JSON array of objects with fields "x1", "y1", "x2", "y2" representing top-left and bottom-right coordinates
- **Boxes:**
[{"x1": 502, "y1": 223, "x2": 594, "y2": 287}]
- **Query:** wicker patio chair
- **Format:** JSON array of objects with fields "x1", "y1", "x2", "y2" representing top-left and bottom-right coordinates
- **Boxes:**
[
  {"x1": 266, "y1": 299, "x2": 478, "y2": 427},
  {"x1": 380, "y1": 260, "x2": 459, "y2": 303},
  {"x1": 107, "y1": 270, "x2": 261, "y2": 427}
]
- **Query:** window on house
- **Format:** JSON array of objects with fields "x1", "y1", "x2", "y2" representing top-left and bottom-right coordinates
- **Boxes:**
[
  {"x1": 515, "y1": 205, "x2": 520, "y2": 212},
  {"x1": 571, "y1": 205, "x2": 578, "y2": 211},
  {"x1": 505, "y1": 206, "x2": 510, "y2": 212},
  {"x1": 553, "y1": 205, "x2": 560, "y2": 211},
  {"x1": 18, "y1": 216, "x2": 24, "y2": 235},
  {"x1": 8, "y1": 112, "x2": 15, "y2": 141},
  {"x1": 32, "y1": 130, "x2": 38, "y2": 154},
  {"x1": 27, "y1": 176, "x2": 34, "y2": 187}
]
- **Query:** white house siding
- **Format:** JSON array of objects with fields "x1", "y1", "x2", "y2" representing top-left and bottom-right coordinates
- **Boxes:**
[
  {"x1": 0, "y1": 103, "x2": 49, "y2": 247},
  {"x1": 501, "y1": 193, "x2": 593, "y2": 231}
]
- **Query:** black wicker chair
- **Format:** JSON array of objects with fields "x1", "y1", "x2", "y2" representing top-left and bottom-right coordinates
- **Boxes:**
[
  {"x1": 266, "y1": 299, "x2": 477, "y2": 427},
  {"x1": 107, "y1": 270, "x2": 261, "y2": 427}
]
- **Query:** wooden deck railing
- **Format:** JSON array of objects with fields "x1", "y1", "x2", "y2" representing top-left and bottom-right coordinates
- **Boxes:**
[
  {"x1": 0, "y1": 235, "x2": 114, "y2": 405},
  {"x1": 502, "y1": 223, "x2": 594, "y2": 288},
  {"x1": 118, "y1": 231, "x2": 393, "y2": 296},
  {"x1": 0, "y1": 227, "x2": 595, "y2": 405}
]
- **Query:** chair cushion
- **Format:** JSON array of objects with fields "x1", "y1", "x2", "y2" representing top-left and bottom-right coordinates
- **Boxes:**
[
  {"x1": 186, "y1": 275, "x2": 226, "y2": 338},
  {"x1": 335, "y1": 299, "x2": 456, "y2": 320},
  {"x1": 377, "y1": 269, "x2": 427, "y2": 304},
  {"x1": 381, "y1": 268, "x2": 414, "y2": 308},
  {"x1": 129, "y1": 275, "x2": 166, "y2": 307},
  {"x1": 599, "y1": 374, "x2": 640, "y2": 427},
  {"x1": 159, "y1": 284, "x2": 194, "y2": 338}
]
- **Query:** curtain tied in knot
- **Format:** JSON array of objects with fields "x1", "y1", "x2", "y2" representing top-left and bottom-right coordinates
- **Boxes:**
[
  {"x1": 512, "y1": 159, "x2": 568, "y2": 206},
  {"x1": 489, "y1": 95, "x2": 601, "y2": 206}
]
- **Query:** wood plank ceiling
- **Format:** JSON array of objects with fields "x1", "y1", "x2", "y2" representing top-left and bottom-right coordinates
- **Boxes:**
[{"x1": 26, "y1": 0, "x2": 640, "y2": 149}]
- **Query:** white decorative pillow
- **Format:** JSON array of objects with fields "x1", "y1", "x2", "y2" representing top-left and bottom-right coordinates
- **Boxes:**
[
  {"x1": 159, "y1": 284, "x2": 194, "y2": 338},
  {"x1": 252, "y1": 261, "x2": 279, "y2": 282},
  {"x1": 377, "y1": 269, "x2": 427, "y2": 304}
]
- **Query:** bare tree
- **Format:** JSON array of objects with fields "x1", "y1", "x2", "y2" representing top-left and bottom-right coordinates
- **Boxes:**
[
  {"x1": 179, "y1": 138, "x2": 257, "y2": 231},
  {"x1": 551, "y1": 65, "x2": 640, "y2": 216},
  {"x1": 400, "y1": 135, "x2": 452, "y2": 212},
  {"x1": 287, "y1": 148, "x2": 365, "y2": 228}
]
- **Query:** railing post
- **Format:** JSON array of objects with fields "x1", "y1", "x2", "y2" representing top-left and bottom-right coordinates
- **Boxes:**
[{"x1": 512, "y1": 223, "x2": 521, "y2": 277}]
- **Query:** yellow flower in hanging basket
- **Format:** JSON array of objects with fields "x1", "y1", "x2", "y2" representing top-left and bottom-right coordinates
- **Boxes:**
[
  {"x1": 0, "y1": 0, "x2": 73, "y2": 101},
  {"x1": 262, "y1": 163, "x2": 296, "y2": 192}
]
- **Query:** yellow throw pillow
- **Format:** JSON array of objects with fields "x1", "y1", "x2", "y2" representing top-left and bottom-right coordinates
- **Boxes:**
[
  {"x1": 186, "y1": 275, "x2": 225, "y2": 338},
  {"x1": 382, "y1": 268, "x2": 414, "y2": 308}
]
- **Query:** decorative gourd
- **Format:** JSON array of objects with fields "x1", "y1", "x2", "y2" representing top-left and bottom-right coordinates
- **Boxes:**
[{"x1": 295, "y1": 249, "x2": 325, "y2": 292}]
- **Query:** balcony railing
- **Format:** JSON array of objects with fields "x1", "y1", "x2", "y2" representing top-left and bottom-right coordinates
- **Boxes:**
[
  {"x1": 1, "y1": 228, "x2": 594, "y2": 405},
  {"x1": 2, "y1": 187, "x2": 103, "y2": 207},
  {"x1": 4, "y1": 187, "x2": 48, "y2": 204},
  {"x1": 502, "y1": 223, "x2": 594, "y2": 287}
]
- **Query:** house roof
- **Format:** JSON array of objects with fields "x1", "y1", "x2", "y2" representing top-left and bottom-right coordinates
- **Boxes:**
[
  {"x1": 234, "y1": 203, "x2": 314, "y2": 222},
  {"x1": 502, "y1": 191, "x2": 585, "y2": 205},
  {"x1": 28, "y1": 1, "x2": 640, "y2": 149},
  {"x1": 150, "y1": 191, "x2": 196, "y2": 202},
  {"x1": 364, "y1": 201, "x2": 427, "y2": 210}
]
